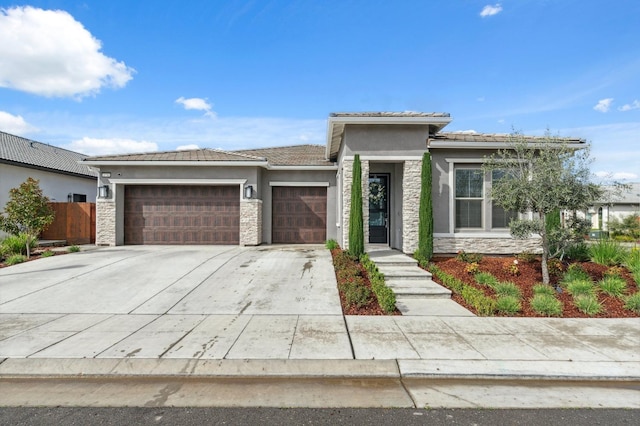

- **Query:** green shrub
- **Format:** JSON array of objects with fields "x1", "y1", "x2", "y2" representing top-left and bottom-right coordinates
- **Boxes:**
[
  {"x1": 325, "y1": 239, "x2": 339, "y2": 250},
  {"x1": 624, "y1": 248, "x2": 640, "y2": 271},
  {"x1": 493, "y1": 281, "x2": 522, "y2": 299},
  {"x1": 68, "y1": 245, "x2": 80, "y2": 253},
  {"x1": 496, "y1": 296, "x2": 522, "y2": 315},
  {"x1": 40, "y1": 250, "x2": 55, "y2": 258},
  {"x1": 564, "y1": 242, "x2": 591, "y2": 262},
  {"x1": 598, "y1": 276, "x2": 627, "y2": 298},
  {"x1": 566, "y1": 280, "x2": 596, "y2": 297},
  {"x1": 343, "y1": 282, "x2": 372, "y2": 308},
  {"x1": 624, "y1": 293, "x2": 640, "y2": 314},
  {"x1": 530, "y1": 294, "x2": 563, "y2": 317},
  {"x1": 1, "y1": 233, "x2": 38, "y2": 256},
  {"x1": 5, "y1": 254, "x2": 27, "y2": 265},
  {"x1": 456, "y1": 251, "x2": 483, "y2": 263},
  {"x1": 474, "y1": 272, "x2": 499, "y2": 288},
  {"x1": 360, "y1": 253, "x2": 396, "y2": 313},
  {"x1": 589, "y1": 239, "x2": 626, "y2": 266},
  {"x1": 430, "y1": 264, "x2": 495, "y2": 315},
  {"x1": 533, "y1": 283, "x2": 557, "y2": 297},
  {"x1": 574, "y1": 295, "x2": 602, "y2": 316},
  {"x1": 561, "y1": 263, "x2": 591, "y2": 286}
]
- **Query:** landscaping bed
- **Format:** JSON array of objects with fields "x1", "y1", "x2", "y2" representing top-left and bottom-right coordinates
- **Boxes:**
[{"x1": 426, "y1": 253, "x2": 639, "y2": 318}]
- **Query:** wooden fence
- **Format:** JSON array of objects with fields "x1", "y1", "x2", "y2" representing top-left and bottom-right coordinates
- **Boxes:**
[{"x1": 41, "y1": 202, "x2": 96, "y2": 245}]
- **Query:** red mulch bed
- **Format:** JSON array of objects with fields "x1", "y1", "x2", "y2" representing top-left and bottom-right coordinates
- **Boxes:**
[
  {"x1": 429, "y1": 256, "x2": 639, "y2": 318},
  {"x1": 330, "y1": 248, "x2": 401, "y2": 315}
]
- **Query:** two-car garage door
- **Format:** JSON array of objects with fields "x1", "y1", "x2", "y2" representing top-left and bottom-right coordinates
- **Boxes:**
[
  {"x1": 123, "y1": 184, "x2": 326, "y2": 245},
  {"x1": 124, "y1": 185, "x2": 239, "y2": 245}
]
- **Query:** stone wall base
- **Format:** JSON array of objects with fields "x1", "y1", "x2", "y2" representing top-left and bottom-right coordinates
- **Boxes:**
[
  {"x1": 434, "y1": 237, "x2": 542, "y2": 255},
  {"x1": 96, "y1": 201, "x2": 116, "y2": 246},
  {"x1": 240, "y1": 200, "x2": 262, "y2": 246}
]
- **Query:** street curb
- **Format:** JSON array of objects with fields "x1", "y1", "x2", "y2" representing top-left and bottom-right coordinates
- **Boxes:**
[{"x1": 2, "y1": 358, "x2": 639, "y2": 382}]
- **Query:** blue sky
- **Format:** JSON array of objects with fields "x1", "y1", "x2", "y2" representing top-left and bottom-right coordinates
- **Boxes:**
[{"x1": 1, "y1": 1, "x2": 638, "y2": 180}]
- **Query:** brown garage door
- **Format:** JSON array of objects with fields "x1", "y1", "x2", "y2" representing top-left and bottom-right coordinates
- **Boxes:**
[
  {"x1": 124, "y1": 185, "x2": 239, "y2": 245},
  {"x1": 272, "y1": 186, "x2": 326, "y2": 243}
]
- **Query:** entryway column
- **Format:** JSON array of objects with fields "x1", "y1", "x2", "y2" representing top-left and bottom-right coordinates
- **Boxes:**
[
  {"x1": 96, "y1": 199, "x2": 116, "y2": 246},
  {"x1": 240, "y1": 199, "x2": 262, "y2": 246},
  {"x1": 402, "y1": 159, "x2": 422, "y2": 253}
]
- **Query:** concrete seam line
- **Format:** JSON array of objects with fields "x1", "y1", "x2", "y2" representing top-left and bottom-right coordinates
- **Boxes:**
[
  {"x1": 400, "y1": 374, "x2": 640, "y2": 381},
  {"x1": 341, "y1": 315, "x2": 356, "y2": 360},
  {"x1": 397, "y1": 359, "x2": 418, "y2": 409}
]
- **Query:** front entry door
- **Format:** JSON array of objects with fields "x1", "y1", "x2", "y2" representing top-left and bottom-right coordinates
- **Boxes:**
[{"x1": 368, "y1": 174, "x2": 389, "y2": 244}]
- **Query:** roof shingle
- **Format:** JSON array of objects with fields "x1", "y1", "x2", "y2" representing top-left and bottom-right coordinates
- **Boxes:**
[
  {"x1": 0, "y1": 131, "x2": 96, "y2": 178},
  {"x1": 233, "y1": 144, "x2": 331, "y2": 166},
  {"x1": 86, "y1": 148, "x2": 266, "y2": 162}
]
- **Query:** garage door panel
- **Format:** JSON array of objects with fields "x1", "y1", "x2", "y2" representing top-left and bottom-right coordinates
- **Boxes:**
[
  {"x1": 272, "y1": 186, "x2": 326, "y2": 244},
  {"x1": 124, "y1": 185, "x2": 239, "y2": 245}
]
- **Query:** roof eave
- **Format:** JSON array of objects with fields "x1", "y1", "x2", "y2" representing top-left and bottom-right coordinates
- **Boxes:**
[
  {"x1": 325, "y1": 115, "x2": 453, "y2": 160},
  {"x1": 81, "y1": 160, "x2": 269, "y2": 167}
]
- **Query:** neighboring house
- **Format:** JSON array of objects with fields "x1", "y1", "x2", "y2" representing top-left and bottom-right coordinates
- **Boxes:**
[
  {"x1": 588, "y1": 182, "x2": 640, "y2": 231},
  {"x1": 83, "y1": 112, "x2": 585, "y2": 254},
  {"x1": 0, "y1": 132, "x2": 98, "y2": 237}
]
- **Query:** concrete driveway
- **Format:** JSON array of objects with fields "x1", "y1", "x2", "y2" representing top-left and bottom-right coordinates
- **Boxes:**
[{"x1": 0, "y1": 245, "x2": 342, "y2": 316}]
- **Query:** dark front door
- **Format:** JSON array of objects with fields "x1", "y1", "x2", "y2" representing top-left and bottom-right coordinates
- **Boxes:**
[{"x1": 368, "y1": 174, "x2": 389, "y2": 244}]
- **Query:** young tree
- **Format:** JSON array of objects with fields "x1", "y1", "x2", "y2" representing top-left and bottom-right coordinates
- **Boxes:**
[
  {"x1": 483, "y1": 132, "x2": 602, "y2": 284},
  {"x1": 0, "y1": 177, "x2": 55, "y2": 258},
  {"x1": 417, "y1": 152, "x2": 434, "y2": 261},
  {"x1": 348, "y1": 154, "x2": 364, "y2": 257}
]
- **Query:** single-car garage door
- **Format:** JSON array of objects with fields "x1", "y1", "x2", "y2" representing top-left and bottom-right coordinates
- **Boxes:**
[
  {"x1": 124, "y1": 185, "x2": 239, "y2": 245},
  {"x1": 272, "y1": 186, "x2": 326, "y2": 243}
]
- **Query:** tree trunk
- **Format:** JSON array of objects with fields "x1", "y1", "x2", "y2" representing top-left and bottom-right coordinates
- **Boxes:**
[{"x1": 540, "y1": 215, "x2": 550, "y2": 285}]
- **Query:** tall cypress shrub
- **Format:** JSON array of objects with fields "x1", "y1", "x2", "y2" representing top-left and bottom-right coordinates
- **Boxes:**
[
  {"x1": 417, "y1": 152, "x2": 434, "y2": 260},
  {"x1": 348, "y1": 154, "x2": 364, "y2": 257}
]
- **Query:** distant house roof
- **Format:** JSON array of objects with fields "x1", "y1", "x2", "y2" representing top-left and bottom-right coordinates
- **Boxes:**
[
  {"x1": 330, "y1": 112, "x2": 451, "y2": 118},
  {"x1": 0, "y1": 131, "x2": 97, "y2": 179},
  {"x1": 599, "y1": 183, "x2": 640, "y2": 205},
  {"x1": 432, "y1": 132, "x2": 585, "y2": 144},
  {"x1": 83, "y1": 144, "x2": 333, "y2": 168}
]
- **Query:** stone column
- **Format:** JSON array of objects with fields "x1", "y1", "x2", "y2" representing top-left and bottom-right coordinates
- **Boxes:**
[
  {"x1": 96, "y1": 200, "x2": 116, "y2": 246},
  {"x1": 402, "y1": 159, "x2": 422, "y2": 253},
  {"x1": 240, "y1": 199, "x2": 262, "y2": 246}
]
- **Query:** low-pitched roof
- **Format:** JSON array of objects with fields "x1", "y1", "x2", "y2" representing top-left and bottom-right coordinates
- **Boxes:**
[
  {"x1": 234, "y1": 144, "x2": 332, "y2": 166},
  {"x1": 86, "y1": 148, "x2": 266, "y2": 162},
  {"x1": 432, "y1": 132, "x2": 585, "y2": 144},
  {"x1": 0, "y1": 131, "x2": 97, "y2": 178}
]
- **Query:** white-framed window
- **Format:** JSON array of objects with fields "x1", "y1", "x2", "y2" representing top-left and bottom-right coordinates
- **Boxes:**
[{"x1": 454, "y1": 166, "x2": 518, "y2": 231}]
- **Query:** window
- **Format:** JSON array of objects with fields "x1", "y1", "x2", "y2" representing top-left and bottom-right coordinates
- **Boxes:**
[
  {"x1": 454, "y1": 167, "x2": 518, "y2": 230},
  {"x1": 455, "y1": 168, "x2": 483, "y2": 228}
]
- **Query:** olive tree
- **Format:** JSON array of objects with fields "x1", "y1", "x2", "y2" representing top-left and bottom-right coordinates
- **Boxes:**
[
  {"x1": 483, "y1": 132, "x2": 602, "y2": 284},
  {"x1": 0, "y1": 177, "x2": 55, "y2": 258}
]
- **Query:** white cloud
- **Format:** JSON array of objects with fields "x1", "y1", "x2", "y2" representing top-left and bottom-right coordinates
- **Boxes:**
[
  {"x1": 618, "y1": 100, "x2": 640, "y2": 111},
  {"x1": 63, "y1": 137, "x2": 158, "y2": 156},
  {"x1": 451, "y1": 129, "x2": 479, "y2": 134},
  {"x1": 175, "y1": 97, "x2": 216, "y2": 118},
  {"x1": 480, "y1": 4, "x2": 503, "y2": 17},
  {"x1": 176, "y1": 144, "x2": 200, "y2": 150},
  {"x1": 0, "y1": 6, "x2": 134, "y2": 98},
  {"x1": 593, "y1": 98, "x2": 613, "y2": 113},
  {"x1": 0, "y1": 111, "x2": 37, "y2": 135}
]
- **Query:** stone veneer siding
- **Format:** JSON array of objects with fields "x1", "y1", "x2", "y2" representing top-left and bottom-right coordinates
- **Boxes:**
[
  {"x1": 402, "y1": 159, "x2": 422, "y2": 253},
  {"x1": 341, "y1": 159, "x2": 369, "y2": 251},
  {"x1": 434, "y1": 237, "x2": 542, "y2": 254},
  {"x1": 240, "y1": 199, "x2": 262, "y2": 246},
  {"x1": 96, "y1": 200, "x2": 116, "y2": 246}
]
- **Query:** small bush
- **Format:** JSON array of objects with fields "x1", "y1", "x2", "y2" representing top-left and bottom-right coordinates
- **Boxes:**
[
  {"x1": 460, "y1": 286, "x2": 496, "y2": 316},
  {"x1": 604, "y1": 266, "x2": 625, "y2": 278},
  {"x1": 547, "y1": 258, "x2": 565, "y2": 277},
  {"x1": 515, "y1": 251, "x2": 537, "y2": 263},
  {"x1": 5, "y1": 254, "x2": 27, "y2": 265},
  {"x1": 1, "y1": 233, "x2": 37, "y2": 256},
  {"x1": 561, "y1": 263, "x2": 591, "y2": 286},
  {"x1": 493, "y1": 281, "x2": 522, "y2": 299},
  {"x1": 360, "y1": 253, "x2": 396, "y2": 313},
  {"x1": 589, "y1": 239, "x2": 626, "y2": 266},
  {"x1": 530, "y1": 294, "x2": 563, "y2": 317},
  {"x1": 325, "y1": 239, "x2": 339, "y2": 250},
  {"x1": 344, "y1": 283, "x2": 372, "y2": 308},
  {"x1": 496, "y1": 296, "x2": 522, "y2": 315},
  {"x1": 464, "y1": 262, "x2": 479, "y2": 274},
  {"x1": 40, "y1": 250, "x2": 55, "y2": 258},
  {"x1": 68, "y1": 245, "x2": 81, "y2": 253},
  {"x1": 456, "y1": 251, "x2": 483, "y2": 263},
  {"x1": 533, "y1": 283, "x2": 557, "y2": 297},
  {"x1": 564, "y1": 242, "x2": 591, "y2": 262},
  {"x1": 598, "y1": 276, "x2": 627, "y2": 298},
  {"x1": 624, "y1": 248, "x2": 640, "y2": 271},
  {"x1": 503, "y1": 259, "x2": 520, "y2": 276},
  {"x1": 574, "y1": 295, "x2": 602, "y2": 316},
  {"x1": 566, "y1": 280, "x2": 597, "y2": 297},
  {"x1": 474, "y1": 272, "x2": 499, "y2": 288},
  {"x1": 624, "y1": 292, "x2": 640, "y2": 314}
]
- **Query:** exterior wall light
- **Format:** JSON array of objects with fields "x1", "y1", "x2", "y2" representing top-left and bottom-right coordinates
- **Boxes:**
[
  {"x1": 244, "y1": 185, "x2": 254, "y2": 199},
  {"x1": 98, "y1": 185, "x2": 110, "y2": 199}
]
